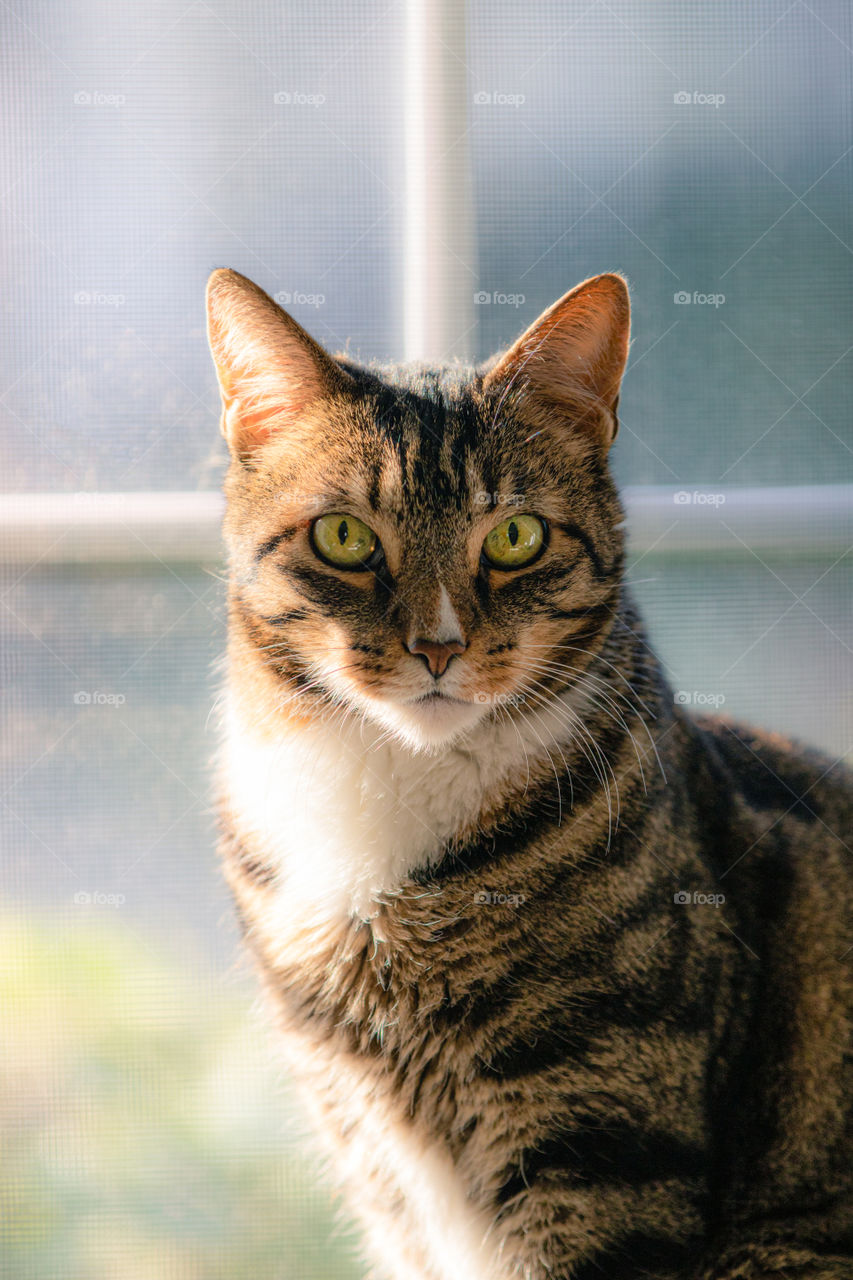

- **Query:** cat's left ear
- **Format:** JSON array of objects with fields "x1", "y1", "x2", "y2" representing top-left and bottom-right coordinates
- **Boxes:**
[{"x1": 482, "y1": 273, "x2": 630, "y2": 448}]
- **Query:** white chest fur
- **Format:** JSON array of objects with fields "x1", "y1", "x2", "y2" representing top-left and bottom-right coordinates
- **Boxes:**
[
  {"x1": 222, "y1": 689, "x2": 585, "y2": 921},
  {"x1": 284, "y1": 1029, "x2": 515, "y2": 1280},
  {"x1": 222, "y1": 691, "x2": 593, "y2": 1279},
  {"x1": 223, "y1": 700, "x2": 498, "y2": 918}
]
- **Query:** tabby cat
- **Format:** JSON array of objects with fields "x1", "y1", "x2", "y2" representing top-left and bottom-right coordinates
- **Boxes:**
[{"x1": 206, "y1": 268, "x2": 853, "y2": 1280}]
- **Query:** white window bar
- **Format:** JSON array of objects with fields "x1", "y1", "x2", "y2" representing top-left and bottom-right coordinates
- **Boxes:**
[
  {"x1": 1, "y1": 487, "x2": 850, "y2": 565},
  {"x1": 403, "y1": 0, "x2": 475, "y2": 363}
]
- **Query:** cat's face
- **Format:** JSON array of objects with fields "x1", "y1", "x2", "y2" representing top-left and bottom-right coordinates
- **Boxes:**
[{"x1": 208, "y1": 271, "x2": 630, "y2": 753}]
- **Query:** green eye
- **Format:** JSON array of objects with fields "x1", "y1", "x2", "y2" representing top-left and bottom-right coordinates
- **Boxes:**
[
  {"x1": 311, "y1": 513, "x2": 379, "y2": 569},
  {"x1": 482, "y1": 514, "x2": 547, "y2": 569}
]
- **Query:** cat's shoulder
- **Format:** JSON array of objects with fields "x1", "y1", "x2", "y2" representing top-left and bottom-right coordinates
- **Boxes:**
[{"x1": 691, "y1": 711, "x2": 852, "y2": 828}]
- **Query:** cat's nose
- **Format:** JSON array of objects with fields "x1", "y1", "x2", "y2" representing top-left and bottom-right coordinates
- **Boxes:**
[{"x1": 407, "y1": 637, "x2": 467, "y2": 678}]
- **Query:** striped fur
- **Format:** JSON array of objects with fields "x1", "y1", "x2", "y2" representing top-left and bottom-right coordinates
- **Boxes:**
[{"x1": 208, "y1": 270, "x2": 853, "y2": 1280}]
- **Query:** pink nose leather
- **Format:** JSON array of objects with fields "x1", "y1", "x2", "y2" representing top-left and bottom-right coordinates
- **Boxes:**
[{"x1": 407, "y1": 637, "x2": 466, "y2": 678}]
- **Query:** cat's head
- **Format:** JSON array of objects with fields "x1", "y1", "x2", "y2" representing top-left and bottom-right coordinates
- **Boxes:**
[{"x1": 207, "y1": 269, "x2": 630, "y2": 753}]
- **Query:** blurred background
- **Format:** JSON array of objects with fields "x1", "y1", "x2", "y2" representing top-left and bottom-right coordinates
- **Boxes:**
[{"x1": 1, "y1": 2, "x2": 851, "y2": 1276}]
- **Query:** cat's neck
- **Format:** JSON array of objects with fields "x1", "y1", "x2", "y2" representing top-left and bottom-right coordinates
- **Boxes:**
[{"x1": 221, "y1": 619, "x2": 668, "y2": 922}]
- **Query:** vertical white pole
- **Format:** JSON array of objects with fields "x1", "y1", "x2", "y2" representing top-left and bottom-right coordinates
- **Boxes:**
[{"x1": 404, "y1": 0, "x2": 475, "y2": 364}]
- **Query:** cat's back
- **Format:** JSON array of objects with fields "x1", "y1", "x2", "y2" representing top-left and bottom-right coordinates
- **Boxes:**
[
  {"x1": 690, "y1": 711, "x2": 852, "y2": 989},
  {"x1": 693, "y1": 713, "x2": 853, "y2": 847},
  {"x1": 685, "y1": 714, "x2": 853, "y2": 1231}
]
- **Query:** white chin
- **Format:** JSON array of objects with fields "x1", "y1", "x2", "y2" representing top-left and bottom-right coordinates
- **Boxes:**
[{"x1": 366, "y1": 696, "x2": 488, "y2": 753}]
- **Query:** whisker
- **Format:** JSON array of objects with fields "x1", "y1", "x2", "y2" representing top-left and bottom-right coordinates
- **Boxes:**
[
  {"x1": 495, "y1": 702, "x2": 532, "y2": 799},
  {"x1": 514, "y1": 657, "x2": 654, "y2": 796},
  {"x1": 514, "y1": 700, "x2": 566, "y2": 826},
  {"x1": 516, "y1": 677, "x2": 617, "y2": 840},
  {"x1": 520, "y1": 643, "x2": 666, "y2": 785}
]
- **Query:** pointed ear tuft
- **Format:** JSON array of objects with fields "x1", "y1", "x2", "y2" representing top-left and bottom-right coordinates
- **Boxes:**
[
  {"x1": 482, "y1": 273, "x2": 630, "y2": 447},
  {"x1": 206, "y1": 269, "x2": 352, "y2": 460}
]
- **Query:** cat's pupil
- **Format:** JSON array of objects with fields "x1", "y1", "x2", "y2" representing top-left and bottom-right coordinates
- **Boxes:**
[
  {"x1": 337, "y1": 520, "x2": 348, "y2": 545},
  {"x1": 508, "y1": 521, "x2": 519, "y2": 546}
]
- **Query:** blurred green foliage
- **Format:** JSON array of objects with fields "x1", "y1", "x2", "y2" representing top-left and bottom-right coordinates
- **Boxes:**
[{"x1": 0, "y1": 916, "x2": 364, "y2": 1280}]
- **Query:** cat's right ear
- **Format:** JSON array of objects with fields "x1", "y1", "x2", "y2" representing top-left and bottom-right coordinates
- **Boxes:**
[
  {"x1": 481, "y1": 273, "x2": 630, "y2": 449},
  {"x1": 206, "y1": 269, "x2": 353, "y2": 461}
]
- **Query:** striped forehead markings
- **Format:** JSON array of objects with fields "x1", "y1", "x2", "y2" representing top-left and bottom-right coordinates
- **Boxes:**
[{"x1": 372, "y1": 383, "x2": 482, "y2": 507}]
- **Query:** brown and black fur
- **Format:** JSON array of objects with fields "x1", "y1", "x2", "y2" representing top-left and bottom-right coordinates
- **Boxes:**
[{"x1": 208, "y1": 268, "x2": 853, "y2": 1280}]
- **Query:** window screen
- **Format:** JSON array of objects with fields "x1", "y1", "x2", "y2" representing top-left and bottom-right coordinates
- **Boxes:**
[{"x1": 2, "y1": 4, "x2": 851, "y2": 1278}]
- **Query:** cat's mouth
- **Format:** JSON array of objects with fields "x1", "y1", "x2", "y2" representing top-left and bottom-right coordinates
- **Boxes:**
[
  {"x1": 412, "y1": 690, "x2": 469, "y2": 706},
  {"x1": 354, "y1": 684, "x2": 488, "y2": 752}
]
